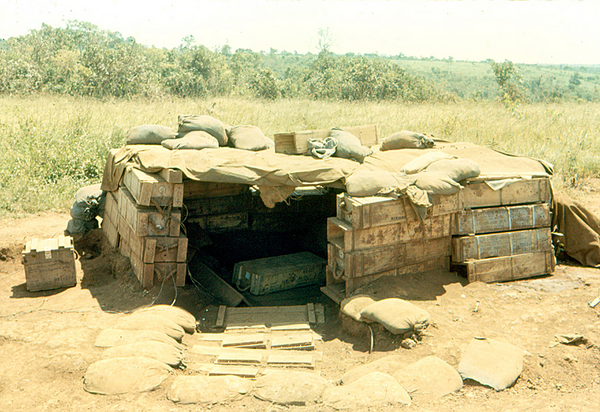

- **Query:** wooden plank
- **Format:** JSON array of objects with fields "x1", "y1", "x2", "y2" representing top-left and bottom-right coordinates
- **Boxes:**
[
  {"x1": 183, "y1": 180, "x2": 249, "y2": 199},
  {"x1": 464, "y1": 250, "x2": 556, "y2": 283},
  {"x1": 452, "y1": 227, "x2": 552, "y2": 263},
  {"x1": 118, "y1": 186, "x2": 181, "y2": 237},
  {"x1": 101, "y1": 213, "x2": 120, "y2": 248},
  {"x1": 271, "y1": 334, "x2": 314, "y2": 349},
  {"x1": 127, "y1": 245, "x2": 154, "y2": 289},
  {"x1": 158, "y1": 168, "x2": 183, "y2": 184},
  {"x1": 128, "y1": 233, "x2": 188, "y2": 264},
  {"x1": 216, "y1": 352, "x2": 263, "y2": 364},
  {"x1": 223, "y1": 304, "x2": 325, "y2": 327},
  {"x1": 329, "y1": 236, "x2": 451, "y2": 279},
  {"x1": 208, "y1": 365, "x2": 258, "y2": 378},
  {"x1": 191, "y1": 345, "x2": 323, "y2": 360},
  {"x1": 123, "y1": 166, "x2": 183, "y2": 207},
  {"x1": 185, "y1": 193, "x2": 251, "y2": 217},
  {"x1": 344, "y1": 257, "x2": 450, "y2": 295},
  {"x1": 453, "y1": 203, "x2": 551, "y2": 235},
  {"x1": 232, "y1": 252, "x2": 326, "y2": 296},
  {"x1": 193, "y1": 261, "x2": 248, "y2": 307},
  {"x1": 327, "y1": 214, "x2": 453, "y2": 253},
  {"x1": 320, "y1": 284, "x2": 345, "y2": 305},
  {"x1": 337, "y1": 192, "x2": 461, "y2": 229},
  {"x1": 462, "y1": 177, "x2": 552, "y2": 209},
  {"x1": 307, "y1": 303, "x2": 316, "y2": 324},
  {"x1": 216, "y1": 305, "x2": 227, "y2": 328},
  {"x1": 222, "y1": 334, "x2": 266, "y2": 348},
  {"x1": 267, "y1": 354, "x2": 314, "y2": 367}
]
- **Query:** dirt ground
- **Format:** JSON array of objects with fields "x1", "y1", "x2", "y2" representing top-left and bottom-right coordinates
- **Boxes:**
[{"x1": 1, "y1": 186, "x2": 600, "y2": 411}]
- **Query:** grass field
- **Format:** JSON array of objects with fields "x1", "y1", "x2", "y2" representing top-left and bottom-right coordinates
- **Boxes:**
[{"x1": 1, "y1": 95, "x2": 599, "y2": 216}]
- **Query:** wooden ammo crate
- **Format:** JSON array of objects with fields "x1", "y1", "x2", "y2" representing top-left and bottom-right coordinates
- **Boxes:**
[
  {"x1": 451, "y1": 227, "x2": 552, "y2": 263},
  {"x1": 328, "y1": 236, "x2": 451, "y2": 279},
  {"x1": 453, "y1": 203, "x2": 551, "y2": 235},
  {"x1": 459, "y1": 250, "x2": 555, "y2": 283},
  {"x1": 118, "y1": 187, "x2": 180, "y2": 237},
  {"x1": 120, "y1": 219, "x2": 187, "y2": 264},
  {"x1": 274, "y1": 124, "x2": 379, "y2": 155},
  {"x1": 183, "y1": 180, "x2": 249, "y2": 199},
  {"x1": 327, "y1": 214, "x2": 453, "y2": 253},
  {"x1": 185, "y1": 192, "x2": 251, "y2": 217},
  {"x1": 22, "y1": 236, "x2": 77, "y2": 292},
  {"x1": 102, "y1": 191, "x2": 120, "y2": 248},
  {"x1": 123, "y1": 166, "x2": 183, "y2": 207},
  {"x1": 232, "y1": 252, "x2": 326, "y2": 295},
  {"x1": 336, "y1": 192, "x2": 461, "y2": 229},
  {"x1": 462, "y1": 177, "x2": 552, "y2": 209},
  {"x1": 187, "y1": 212, "x2": 249, "y2": 232}
]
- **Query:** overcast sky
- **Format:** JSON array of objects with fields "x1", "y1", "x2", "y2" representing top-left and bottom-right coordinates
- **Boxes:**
[{"x1": 1, "y1": 0, "x2": 599, "y2": 65}]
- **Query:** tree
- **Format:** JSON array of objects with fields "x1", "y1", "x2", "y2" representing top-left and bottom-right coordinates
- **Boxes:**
[{"x1": 490, "y1": 60, "x2": 526, "y2": 103}]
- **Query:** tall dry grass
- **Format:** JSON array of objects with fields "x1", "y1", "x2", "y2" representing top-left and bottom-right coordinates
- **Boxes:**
[{"x1": 1, "y1": 95, "x2": 599, "y2": 216}]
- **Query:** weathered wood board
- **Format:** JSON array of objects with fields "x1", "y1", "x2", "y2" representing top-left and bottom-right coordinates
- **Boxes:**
[
  {"x1": 336, "y1": 192, "x2": 461, "y2": 229},
  {"x1": 183, "y1": 180, "x2": 249, "y2": 199},
  {"x1": 101, "y1": 214, "x2": 120, "y2": 249},
  {"x1": 185, "y1": 193, "x2": 251, "y2": 217},
  {"x1": 461, "y1": 250, "x2": 556, "y2": 283},
  {"x1": 328, "y1": 236, "x2": 451, "y2": 279},
  {"x1": 453, "y1": 203, "x2": 551, "y2": 235},
  {"x1": 192, "y1": 261, "x2": 248, "y2": 307},
  {"x1": 126, "y1": 242, "x2": 186, "y2": 289},
  {"x1": 22, "y1": 236, "x2": 77, "y2": 292},
  {"x1": 123, "y1": 166, "x2": 183, "y2": 207},
  {"x1": 219, "y1": 304, "x2": 325, "y2": 328},
  {"x1": 452, "y1": 227, "x2": 552, "y2": 262},
  {"x1": 127, "y1": 232, "x2": 188, "y2": 264},
  {"x1": 208, "y1": 365, "x2": 259, "y2": 378},
  {"x1": 232, "y1": 252, "x2": 326, "y2": 296},
  {"x1": 118, "y1": 186, "x2": 181, "y2": 237},
  {"x1": 158, "y1": 168, "x2": 183, "y2": 184},
  {"x1": 103, "y1": 190, "x2": 119, "y2": 226},
  {"x1": 327, "y1": 214, "x2": 453, "y2": 253},
  {"x1": 462, "y1": 177, "x2": 552, "y2": 209},
  {"x1": 187, "y1": 212, "x2": 249, "y2": 232}
]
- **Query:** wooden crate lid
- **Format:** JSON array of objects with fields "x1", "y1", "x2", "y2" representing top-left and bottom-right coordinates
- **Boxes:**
[{"x1": 24, "y1": 235, "x2": 72, "y2": 254}]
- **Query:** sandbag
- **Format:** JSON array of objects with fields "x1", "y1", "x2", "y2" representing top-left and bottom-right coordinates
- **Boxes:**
[
  {"x1": 414, "y1": 171, "x2": 462, "y2": 195},
  {"x1": 161, "y1": 131, "x2": 219, "y2": 150},
  {"x1": 381, "y1": 130, "x2": 434, "y2": 150},
  {"x1": 425, "y1": 158, "x2": 481, "y2": 181},
  {"x1": 330, "y1": 128, "x2": 373, "y2": 163},
  {"x1": 102, "y1": 341, "x2": 183, "y2": 367},
  {"x1": 401, "y1": 151, "x2": 455, "y2": 174},
  {"x1": 340, "y1": 355, "x2": 406, "y2": 385},
  {"x1": 94, "y1": 328, "x2": 183, "y2": 350},
  {"x1": 458, "y1": 337, "x2": 524, "y2": 391},
  {"x1": 126, "y1": 124, "x2": 177, "y2": 145},
  {"x1": 345, "y1": 170, "x2": 414, "y2": 197},
  {"x1": 254, "y1": 371, "x2": 331, "y2": 405},
  {"x1": 392, "y1": 356, "x2": 463, "y2": 398},
  {"x1": 66, "y1": 218, "x2": 99, "y2": 235},
  {"x1": 228, "y1": 125, "x2": 273, "y2": 151},
  {"x1": 114, "y1": 313, "x2": 185, "y2": 341},
  {"x1": 323, "y1": 372, "x2": 411, "y2": 409},
  {"x1": 178, "y1": 114, "x2": 228, "y2": 146},
  {"x1": 70, "y1": 184, "x2": 105, "y2": 221},
  {"x1": 340, "y1": 295, "x2": 376, "y2": 322},
  {"x1": 360, "y1": 298, "x2": 430, "y2": 335},
  {"x1": 168, "y1": 375, "x2": 252, "y2": 404},
  {"x1": 136, "y1": 305, "x2": 197, "y2": 334},
  {"x1": 83, "y1": 357, "x2": 172, "y2": 395}
]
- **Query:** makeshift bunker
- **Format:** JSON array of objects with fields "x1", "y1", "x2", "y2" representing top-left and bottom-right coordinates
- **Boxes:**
[{"x1": 99, "y1": 117, "x2": 558, "y2": 305}]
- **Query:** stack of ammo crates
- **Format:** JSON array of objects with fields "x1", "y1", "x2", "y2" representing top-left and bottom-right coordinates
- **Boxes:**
[
  {"x1": 322, "y1": 192, "x2": 462, "y2": 301},
  {"x1": 451, "y1": 176, "x2": 555, "y2": 283},
  {"x1": 102, "y1": 166, "x2": 188, "y2": 289}
]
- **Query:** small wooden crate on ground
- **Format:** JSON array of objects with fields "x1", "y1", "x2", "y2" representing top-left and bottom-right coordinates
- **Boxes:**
[
  {"x1": 22, "y1": 236, "x2": 77, "y2": 292},
  {"x1": 458, "y1": 250, "x2": 556, "y2": 283}
]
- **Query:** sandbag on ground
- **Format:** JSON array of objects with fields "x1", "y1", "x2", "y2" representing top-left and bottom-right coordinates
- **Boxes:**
[
  {"x1": 126, "y1": 124, "x2": 177, "y2": 145},
  {"x1": 136, "y1": 305, "x2": 197, "y2": 334},
  {"x1": 254, "y1": 370, "x2": 331, "y2": 405},
  {"x1": 168, "y1": 375, "x2": 252, "y2": 404},
  {"x1": 323, "y1": 372, "x2": 411, "y2": 409},
  {"x1": 70, "y1": 184, "x2": 105, "y2": 221},
  {"x1": 381, "y1": 130, "x2": 434, "y2": 150},
  {"x1": 228, "y1": 125, "x2": 274, "y2": 151},
  {"x1": 102, "y1": 341, "x2": 184, "y2": 367},
  {"x1": 393, "y1": 356, "x2": 463, "y2": 398},
  {"x1": 94, "y1": 329, "x2": 183, "y2": 350},
  {"x1": 360, "y1": 298, "x2": 430, "y2": 335},
  {"x1": 340, "y1": 295, "x2": 376, "y2": 322},
  {"x1": 340, "y1": 355, "x2": 406, "y2": 385},
  {"x1": 84, "y1": 357, "x2": 172, "y2": 395},
  {"x1": 458, "y1": 337, "x2": 523, "y2": 391},
  {"x1": 114, "y1": 313, "x2": 185, "y2": 341},
  {"x1": 177, "y1": 114, "x2": 228, "y2": 146},
  {"x1": 161, "y1": 131, "x2": 219, "y2": 150}
]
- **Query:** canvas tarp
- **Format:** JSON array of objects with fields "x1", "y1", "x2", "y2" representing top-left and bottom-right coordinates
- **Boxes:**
[{"x1": 101, "y1": 142, "x2": 551, "y2": 193}]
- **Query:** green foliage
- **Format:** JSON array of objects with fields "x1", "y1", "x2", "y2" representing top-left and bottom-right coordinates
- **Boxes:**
[{"x1": 490, "y1": 60, "x2": 526, "y2": 104}]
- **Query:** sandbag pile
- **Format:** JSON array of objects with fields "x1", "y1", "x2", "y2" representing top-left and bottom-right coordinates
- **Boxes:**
[
  {"x1": 83, "y1": 305, "x2": 196, "y2": 395},
  {"x1": 124, "y1": 114, "x2": 273, "y2": 152},
  {"x1": 65, "y1": 183, "x2": 106, "y2": 236}
]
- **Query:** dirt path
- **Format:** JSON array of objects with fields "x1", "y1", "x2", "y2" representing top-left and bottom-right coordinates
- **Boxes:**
[{"x1": 1, "y1": 201, "x2": 599, "y2": 411}]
